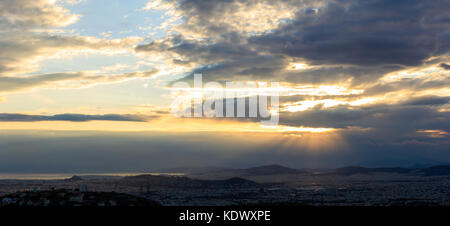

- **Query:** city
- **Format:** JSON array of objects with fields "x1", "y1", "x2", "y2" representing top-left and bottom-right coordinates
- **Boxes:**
[{"x1": 2, "y1": 165, "x2": 450, "y2": 206}]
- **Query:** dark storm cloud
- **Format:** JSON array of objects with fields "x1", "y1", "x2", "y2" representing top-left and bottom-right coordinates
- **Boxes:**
[
  {"x1": 139, "y1": 0, "x2": 450, "y2": 141},
  {"x1": 136, "y1": 33, "x2": 255, "y2": 65},
  {"x1": 169, "y1": 0, "x2": 308, "y2": 36},
  {"x1": 15, "y1": 0, "x2": 442, "y2": 171},
  {"x1": 137, "y1": 1, "x2": 315, "y2": 82},
  {"x1": 136, "y1": 32, "x2": 286, "y2": 82},
  {"x1": 251, "y1": 0, "x2": 450, "y2": 67},
  {"x1": 0, "y1": 113, "x2": 157, "y2": 122},
  {"x1": 139, "y1": 0, "x2": 449, "y2": 84},
  {"x1": 284, "y1": 65, "x2": 403, "y2": 85},
  {"x1": 278, "y1": 94, "x2": 362, "y2": 103},
  {"x1": 441, "y1": 63, "x2": 450, "y2": 70},
  {"x1": 182, "y1": 54, "x2": 286, "y2": 82},
  {"x1": 0, "y1": 70, "x2": 158, "y2": 93},
  {"x1": 279, "y1": 105, "x2": 450, "y2": 134},
  {"x1": 402, "y1": 96, "x2": 450, "y2": 106},
  {"x1": 363, "y1": 76, "x2": 450, "y2": 96}
]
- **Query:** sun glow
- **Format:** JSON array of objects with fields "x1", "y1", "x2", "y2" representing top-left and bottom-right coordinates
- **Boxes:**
[
  {"x1": 282, "y1": 97, "x2": 380, "y2": 112},
  {"x1": 0, "y1": 116, "x2": 337, "y2": 134},
  {"x1": 288, "y1": 62, "x2": 310, "y2": 70},
  {"x1": 268, "y1": 125, "x2": 336, "y2": 133},
  {"x1": 417, "y1": 129, "x2": 449, "y2": 138}
]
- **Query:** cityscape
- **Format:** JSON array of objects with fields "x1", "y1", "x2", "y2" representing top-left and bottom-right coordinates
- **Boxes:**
[{"x1": 2, "y1": 164, "x2": 450, "y2": 206}]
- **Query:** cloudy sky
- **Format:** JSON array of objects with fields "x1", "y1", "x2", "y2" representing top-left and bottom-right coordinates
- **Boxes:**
[{"x1": 0, "y1": 0, "x2": 449, "y2": 172}]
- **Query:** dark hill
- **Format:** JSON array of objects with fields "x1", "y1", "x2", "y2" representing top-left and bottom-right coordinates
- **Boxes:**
[
  {"x1": 64, "y1": 175, "x2": 83, "y2": 182},
  {"x1": 155, "y1": 166, "x2": 232, "y2": 174},
  {"x1": 419, "y1": 165, "x2": 450, "y2": 176},
  {"x1": 238, "y1": 164, "x2": 304, "y2": 176},
  {"x1": 156, "y1": 164, "x2": 306, "y2": 178},
  {"x1": 334, "y1": 166, "x2": 412, "y2": 176}
]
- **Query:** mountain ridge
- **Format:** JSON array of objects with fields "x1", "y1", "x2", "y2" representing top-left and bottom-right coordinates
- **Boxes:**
[{"x1": 155, "y1": 164, "x2": 450, "y2": 177}]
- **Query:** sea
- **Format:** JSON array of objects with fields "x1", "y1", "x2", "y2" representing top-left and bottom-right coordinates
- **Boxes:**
[{"x1": 0, "y1": 172, "x2": 185, "y2": 180}]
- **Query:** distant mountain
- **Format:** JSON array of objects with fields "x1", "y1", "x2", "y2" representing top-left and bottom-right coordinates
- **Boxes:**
[
  {"x1": 156, "y1": 164, "x2": 450, "y2": 178},
  {"x1": 332, "y1": 165, "x2": 450, "y2": 176},
  {"x1": 409, "y1": 163, "x2": 439, "y2": 169},
  {"x1": 155, "y1": 166, "x2": 232, "y2": 174},
  {"x1": 157, "y1": 164, "x2": 305, "y2": 178},
  {"x1": 300, "y1": 168, "x2": 334, "y2": 174},
  {"x1": 419, "y1": 165, "x2": 450, "y2": 176},
  {"x1": 333, "y1": 166, "x2": 412, "y2": 176},
  {"x1": 236, "y1": 164, "x2": 305, "y2": 176},
  {"x1": 64, "y1": 175, "x2": 83, "y2": 182}
]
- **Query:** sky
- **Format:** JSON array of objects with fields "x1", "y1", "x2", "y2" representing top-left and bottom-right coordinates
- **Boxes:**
[{"x1": 0, "y1": 0, "x2": 449, "y2": 173}]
